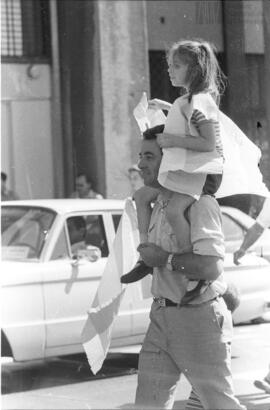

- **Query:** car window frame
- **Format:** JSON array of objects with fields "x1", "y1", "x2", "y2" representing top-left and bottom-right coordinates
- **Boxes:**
[
  {"x1": 46, "y1": 211, "x2": 113, "y2": 262},
  {"x1": 1, "y1": 205, "x2": 57, "y2": 261},
  {"x1": 112, "y1": 212, "x2": 123, "y2": 232}
]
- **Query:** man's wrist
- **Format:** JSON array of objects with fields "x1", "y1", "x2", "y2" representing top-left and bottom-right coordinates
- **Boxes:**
[
  {"x1": 171, "y1": 254, "x2": 186, "y2": 273},
  {"x1": 166, "y1": 253, "x2": 174, "y2": 271},
  {"x1": 238, "y1": 247, "x2": 246, "y2": 255},
  {"x1": 166, "y1": 253, "x2": 185, "y2": 273}
]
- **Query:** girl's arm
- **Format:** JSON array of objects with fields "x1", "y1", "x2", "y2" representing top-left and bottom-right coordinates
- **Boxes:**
[
  {"x1": 148, "y1": 99, "x2": 172, "y2": 112},
  {"x1": 157, "y1": 121, "x2": 216, "y2": 152}
]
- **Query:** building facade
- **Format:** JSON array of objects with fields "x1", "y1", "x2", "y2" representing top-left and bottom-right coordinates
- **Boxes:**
[{"x1": 1, "y1": 0, "x2": 270, "y2": 200}]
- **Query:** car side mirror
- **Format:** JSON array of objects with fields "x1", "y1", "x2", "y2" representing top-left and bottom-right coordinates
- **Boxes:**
[{"x1": 77, "y1": 245, "x2": 101, "y2": 262}]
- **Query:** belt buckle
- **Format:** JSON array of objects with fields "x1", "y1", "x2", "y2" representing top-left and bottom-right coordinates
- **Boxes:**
[{"x1": 157, "y1": 297, "x2": 166, "y2": 307}]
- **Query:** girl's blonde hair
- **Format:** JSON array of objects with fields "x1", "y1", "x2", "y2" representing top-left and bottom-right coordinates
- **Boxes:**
[{"x1": 167, "y1": 38, "x2": 226, "y2": 104}]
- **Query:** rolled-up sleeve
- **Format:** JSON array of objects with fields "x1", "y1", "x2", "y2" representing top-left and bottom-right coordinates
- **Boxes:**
[{"x1": 189, "y1": 195, "x2": 225, "y2": 259}]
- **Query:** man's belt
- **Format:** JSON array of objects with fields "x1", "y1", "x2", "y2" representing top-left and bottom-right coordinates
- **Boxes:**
[
  {"x1": 154, "y1": 280, "x2": 207, "y2": 308},
  {"x1": 153, "y1": 297, "x2": 180, "y2": 307},
  {"x1": 153, "y1": 295, "x2": 218, "y2": 308}
]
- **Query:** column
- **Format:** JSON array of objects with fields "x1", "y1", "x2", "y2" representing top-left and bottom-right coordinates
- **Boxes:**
[{"x1": 97, "y1": 0, "x2": 149, "y2": 198}]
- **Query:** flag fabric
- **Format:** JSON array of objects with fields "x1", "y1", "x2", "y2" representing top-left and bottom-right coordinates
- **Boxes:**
[
  {"x1": 216, "y1": 112, "x2": 269, "y2": 198},
  {"x1": 81, "y1": 198, "x2": 140, "y2": 374},
  {"x1": 133, "y1": 92, "x2": 166, "y2": 133}
]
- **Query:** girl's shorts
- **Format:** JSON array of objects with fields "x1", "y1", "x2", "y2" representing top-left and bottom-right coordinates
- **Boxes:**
[{"x1": 202, "y1": 174, "x2": 222, "y2": 196}]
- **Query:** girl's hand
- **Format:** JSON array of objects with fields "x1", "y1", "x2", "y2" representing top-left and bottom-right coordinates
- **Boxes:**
[
  {"x1": 157, "y1": 133, "x2": 179, "y2": 148},
  {"x1": 148, "y1": 99, "x2": 172, "y2": 111},
  {"x1": 233, "y1": 248, "x2": 245, "y2": 265}
]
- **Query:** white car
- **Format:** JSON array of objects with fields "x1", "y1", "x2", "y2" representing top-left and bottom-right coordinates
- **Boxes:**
[{"x1": 1, "y1": 200, "x2": 270, "y2": 362}]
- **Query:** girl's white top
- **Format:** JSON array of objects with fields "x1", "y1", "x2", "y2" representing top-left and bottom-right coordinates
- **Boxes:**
[{"x1": 158, "y1": 92, "x2": 223, "y2": 198}]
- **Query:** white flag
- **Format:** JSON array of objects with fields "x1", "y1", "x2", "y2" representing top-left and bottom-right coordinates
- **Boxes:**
[
  {"x1": 81, "y1": 198, "x2": 140, "y2": 374},
  {"x1": 133, "y1": 92, "x2": 166, "y2": 133},
  {"x1": 217, "y1": 112, "x2": 270, "y2": 198}
]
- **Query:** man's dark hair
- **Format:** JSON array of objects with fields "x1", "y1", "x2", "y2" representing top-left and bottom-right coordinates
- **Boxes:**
[
  {"x1": 1, "y1": 172, "x2": 7, "y2": 182},
  {"x1": 77, "y1": 173, "x2": 92, "y2": 186},
  {"x1": 143, "y1": 124, "x2": 164, "y2": 140}
]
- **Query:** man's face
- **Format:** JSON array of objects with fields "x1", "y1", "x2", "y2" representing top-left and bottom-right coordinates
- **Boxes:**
[
  {"x1": 76, "y1": 175, "x2": 90, "y2": 198},
  {"x1": 138, "y1": 139, "x2": 162, "y2": 187}
]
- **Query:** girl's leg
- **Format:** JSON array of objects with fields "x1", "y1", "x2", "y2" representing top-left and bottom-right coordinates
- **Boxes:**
[
  {"x1": 166, "y1": 193, "x2": 205, "y2": 303},
  {"x1": 133, "y1": 186, "x2": 159, "y2": 243},
  {"x1": 166, "y1": 192, "x2": 194, "y2": 252},
  {"x1": 121, "y1": 186, "x2": 159, "y2": 284}
]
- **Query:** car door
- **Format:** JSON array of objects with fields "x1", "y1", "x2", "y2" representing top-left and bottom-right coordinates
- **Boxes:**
[{"x1": 42, "y1": 211, "x2": 131, "y2": 356}]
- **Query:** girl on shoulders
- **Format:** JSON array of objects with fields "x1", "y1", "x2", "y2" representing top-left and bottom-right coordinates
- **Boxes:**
[{"x1": 121, "y1": 38, "x2": 226, "y2": 285}]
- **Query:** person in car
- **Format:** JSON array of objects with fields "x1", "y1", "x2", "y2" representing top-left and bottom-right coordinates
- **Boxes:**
[
  {"x1": 67, "y1": 216, "x2": 87, "y2": 255},
  {"x1": 133, "y1": 125, "x2": 245, "y2": 409}
]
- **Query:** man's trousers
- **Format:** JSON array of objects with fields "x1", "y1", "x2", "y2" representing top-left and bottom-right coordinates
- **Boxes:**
[{"x1": 135, "y1": 297, "x2": 246, "y2": 410}]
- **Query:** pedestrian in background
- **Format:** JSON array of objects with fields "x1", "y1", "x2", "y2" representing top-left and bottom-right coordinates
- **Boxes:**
[
  {"x1": 234, "y1": 196, "x2": 270, "y2": 265},
  {"x1": 123, "y1": 38, "x2": 225, "y2": 285},
  {"x1": 234, "y1": 195, "x2": 270, "y2": 395},
  {"x1": 128, "y1": 164, "x2": 144, "y2": 196},
  {"x1": 1, "y1": 172, "x2": 19, "y2": 201},
  {"x1": 70, "y1": 173, "x2": 103, "y2": 199}
]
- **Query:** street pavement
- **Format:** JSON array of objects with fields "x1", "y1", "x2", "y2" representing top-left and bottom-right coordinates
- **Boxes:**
[{"x1": 2, "y1": 322, "x2": 270, "y2": 410}]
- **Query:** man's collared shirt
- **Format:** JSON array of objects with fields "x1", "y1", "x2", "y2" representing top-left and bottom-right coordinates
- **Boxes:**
[
  {"x1": 70, "y1": 190, "x2": 103, "y2": 199},
  {"x1": 148, "y1": 194, "x2": 226, "y2": 304}
]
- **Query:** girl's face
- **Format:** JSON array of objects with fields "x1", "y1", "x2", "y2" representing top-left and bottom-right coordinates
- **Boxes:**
[{"x1": 167, "y1": 54, "x2": 189, "y2": 88}]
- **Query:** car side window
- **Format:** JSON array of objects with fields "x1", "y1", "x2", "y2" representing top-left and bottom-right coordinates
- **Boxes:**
[
  {"x1": 51, "y1": 214, "x2": 109, "y2": 260},
  {"x1": 222, "y1": 213, "x2": 245, "y2": 243},
  {"x1": 84, "y1": 215, "x2": 109, "y2": 257}
]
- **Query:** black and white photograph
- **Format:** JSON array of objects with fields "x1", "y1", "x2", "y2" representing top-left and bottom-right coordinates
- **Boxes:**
[{"x1": 1, "y1": 1, "x2": 270, "y2": 409}]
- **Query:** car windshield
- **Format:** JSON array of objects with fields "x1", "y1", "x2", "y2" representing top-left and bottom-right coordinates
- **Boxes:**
[{"x1": 1, "y1": 206, "x2": 56, "y2": 260}]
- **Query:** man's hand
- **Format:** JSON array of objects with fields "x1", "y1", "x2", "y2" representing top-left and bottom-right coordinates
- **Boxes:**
[
  {"x1": 137, "y1": 242, "x2": 169, "y2": 267},
  {"x1": 233, "y1": 248, "x2": 246, "y2": 265}
]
